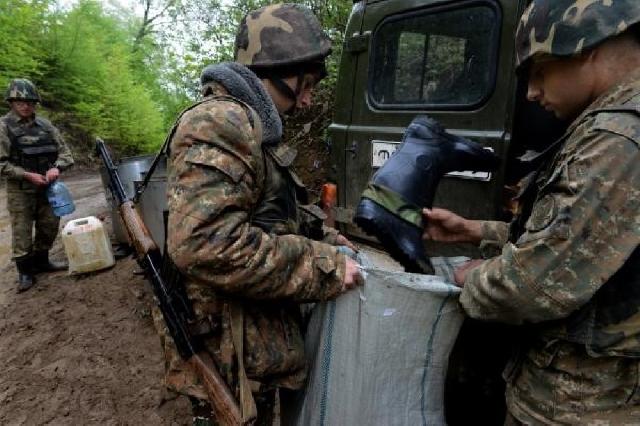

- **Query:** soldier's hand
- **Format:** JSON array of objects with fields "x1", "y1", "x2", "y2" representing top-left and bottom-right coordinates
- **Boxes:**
[
  {"x1": 45, "y1": 167, "x2": 60, "y2": 182},
  {"x1": 422, "y1": 208, "x2": 482, "y2": 244},
  {"x1": 342, "y1": 257, "x2": 363, "y2": 292},
  {"x1": 335, "y1": 234, "x2": 359, "y2": 252},
  {"x1": 453, "y1": 259, "x2": 484, "y2": 287},
  {"x1": 24, "y1": 172, "x2": 48, "y2": 186}
]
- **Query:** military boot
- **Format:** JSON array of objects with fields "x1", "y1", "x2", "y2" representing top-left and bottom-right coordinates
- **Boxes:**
[
  {"x1": 355, "y1": 115, "x2": 500, "y2": 273},
  {"x1": 190, "y1": 397, "x2": 214, "y2": 426},
  {"x1": 33, "y1": 250, "x2": 68, "y2": 273},
  {"x1": 15, "y1": 255, "x2": 36, "y2": 293}
]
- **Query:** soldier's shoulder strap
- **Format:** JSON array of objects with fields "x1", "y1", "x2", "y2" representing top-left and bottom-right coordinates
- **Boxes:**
[
  {"x1": 33, "y1": 115, "x2": 53, "y2": 129},
  {"x1": 520, "y1": 103, "x2": 640, "y2": 167},
  {"x1": 588, "y1": 104, "x2": 640, "y2": 148}
]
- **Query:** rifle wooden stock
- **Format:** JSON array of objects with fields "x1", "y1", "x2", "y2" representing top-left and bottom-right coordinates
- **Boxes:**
[
  {"x1": 96, "y1": 139, "x2": 244, "y2": 425},
  {"x1": 123, "y1": 204, "x2": 245, "y2": 424},
  {"x1": 118, "y1": 201, "x2": 157, "y2": 255},
  {"x1": 120, "y1": 203, "x2": 245, "y2": 424},
  {"x1": 190, "y1": 353, "x2": 243, "y2": 425}
]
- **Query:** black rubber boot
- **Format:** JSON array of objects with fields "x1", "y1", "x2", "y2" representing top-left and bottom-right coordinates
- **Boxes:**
[
  {"x1": 15, "y1": 256, "x2": 36, "y2": 293},
  {"x1": 190, "y1": 397, "x2": 214, "y2": 426},
  {"x1": 33, "y1": 250, "x2": 68, "y2": 273},
  {"x1": 355, "y1": 115, "x2": 500, "y2": 273}
]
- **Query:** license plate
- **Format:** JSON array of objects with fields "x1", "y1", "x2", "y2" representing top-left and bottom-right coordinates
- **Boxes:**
[
  {"x1": 371, "y1": 141, "x2": 399, "y2": 168},
  {"x1": 371, "y1": 140, "x2": 493, "y2": 182}
]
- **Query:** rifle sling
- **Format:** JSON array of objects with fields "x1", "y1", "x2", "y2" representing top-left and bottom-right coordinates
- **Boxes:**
[{"x1": 229, "y1": 302, "x2": 258, "y2": 423}]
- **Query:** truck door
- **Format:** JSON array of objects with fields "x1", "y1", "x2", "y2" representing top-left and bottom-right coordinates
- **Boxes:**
[{"x1": 329, "y1": 0, "x2": 528, "y2": 254}]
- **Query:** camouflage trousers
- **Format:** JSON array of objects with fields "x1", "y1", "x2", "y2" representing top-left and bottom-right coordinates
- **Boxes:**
[
  {"x1": 505, "y1": 340, "x2": 640, "y2": 424},
  {"x1": 152, "y1": 304, "x2": 283, "y2": 425},
  {"x1": 6, "y1": 182, "x2": 60, "y2": 259}
]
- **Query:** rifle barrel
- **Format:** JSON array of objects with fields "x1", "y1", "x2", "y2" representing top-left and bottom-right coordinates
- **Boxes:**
[{"x1": 95, "y1": 138, "x2": 244, "y2": 425}]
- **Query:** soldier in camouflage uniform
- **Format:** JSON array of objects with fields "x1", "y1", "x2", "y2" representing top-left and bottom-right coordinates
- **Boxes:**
[
  {"x1": 0, "y1": 79, "x2": 73, "y2": 292},
  {"x1": 422, "y1": 0, "x2": 640, "y2": 423},
  {"x1": 160, "y1": 4, "x2": 362, "y2": 423}
]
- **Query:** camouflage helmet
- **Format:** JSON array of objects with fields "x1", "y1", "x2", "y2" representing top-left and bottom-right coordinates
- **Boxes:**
[
  {"x1": 515, "y1": 0, "x2": 640, "y2": 70},
  {"x1": 234, "y1": 3, "x2": 332, "y2": 69},
  {"x1": 5, "y1": 78, "x2": 41, "y2": 102}
]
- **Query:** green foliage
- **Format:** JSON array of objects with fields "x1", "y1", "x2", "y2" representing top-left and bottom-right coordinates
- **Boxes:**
[
  {"x1": 0, "y1": 0, "x2": 172, "y2": 156},
  {"x1": 0, "y1": 0, "x2": 51, "y2": 88},
  {"x1": 0, "y1": 0, "x2": 355, "y2": 157},
  {"x1": 42, "y1": 1, "x2": 166, "y2": 152}
]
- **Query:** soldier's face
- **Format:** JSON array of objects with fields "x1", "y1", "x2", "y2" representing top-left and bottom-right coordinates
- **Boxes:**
[
  {"x1": 294, "y1": 74, "x2": 317, "y2": 109},
  {"x1": 272, "y1": 73, "x2": 317, "y2": 114},
  {"x1": 10, "y1": 100, "x2": 37, "y2": 119},
  {"x1": 527, "y1": 55, "x2": 595, "y2": 120}
]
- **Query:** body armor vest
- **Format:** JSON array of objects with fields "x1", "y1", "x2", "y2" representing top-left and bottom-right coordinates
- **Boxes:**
[
  {"x1": 251, "y1": 145, "x2": 308, "y2": 235},
  {"x1": 163, "y1": 95, "x2": 311, "y2": 238},
  {"x1": 6, "y1": 115, "x2": 58, "y2": 175},
  {"x1": 511, "y1": 105, "x2": 640, "y2": 356}
]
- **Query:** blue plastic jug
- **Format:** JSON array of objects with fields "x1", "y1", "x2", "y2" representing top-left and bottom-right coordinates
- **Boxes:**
[{"x1": 46, "y1": 181, "x2": 76, "y2": 217}]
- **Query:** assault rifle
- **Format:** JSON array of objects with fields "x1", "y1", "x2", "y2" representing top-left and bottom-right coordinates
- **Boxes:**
[{"x1": 96, "y1": 138, "x2": 243, "y2": 425}]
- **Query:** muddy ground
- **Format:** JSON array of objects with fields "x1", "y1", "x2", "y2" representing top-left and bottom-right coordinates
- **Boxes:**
[{"x1": 0, "y1": 170, "x2": 192, "y2": 425}]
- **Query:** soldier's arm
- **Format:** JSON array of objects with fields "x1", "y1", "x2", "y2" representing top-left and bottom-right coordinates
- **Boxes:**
[
  {"x1": 478, "y1": 220, "x2": 509, "y2": 258},
  {"x1": 460, "y1": 130, "x2": 640, "y2": 324},
  {"x1": 0, "y1": 120, "x2": 27, "y2": 179},
  {"x1": 168, "y1": 102, "x2": 345, "y2": 302},
  {"x1": 51, "y1": 126, "x2": 74, "y2": 171}
]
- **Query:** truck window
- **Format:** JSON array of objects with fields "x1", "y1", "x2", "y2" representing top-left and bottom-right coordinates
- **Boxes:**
[{"x1": 370, "y1": 1, "x2": 500, "y2": 109}]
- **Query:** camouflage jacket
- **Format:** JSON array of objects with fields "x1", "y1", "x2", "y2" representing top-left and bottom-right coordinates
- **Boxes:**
[
  {"x1": 163, "y1": 70, "x2": 346, "y2": 399},
  {"x1": 0, "y1": 110, "x2": 74, "y2": 184},
  {"x1": 463, "y1": 72, "x2": 640, "y2": 422}
]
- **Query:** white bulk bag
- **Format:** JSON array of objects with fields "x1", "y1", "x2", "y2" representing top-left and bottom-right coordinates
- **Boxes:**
[{"x1": 289, "y1": 256, "x2": 467, "y2": 426}]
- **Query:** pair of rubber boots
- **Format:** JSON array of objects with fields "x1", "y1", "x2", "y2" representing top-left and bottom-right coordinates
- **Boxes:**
[
  {"x1": 15, "y1": 251, "x2": 68, "y2": 293},
  {"x1": 355, "y1": 115, "x2": 500, "y2": 274}
]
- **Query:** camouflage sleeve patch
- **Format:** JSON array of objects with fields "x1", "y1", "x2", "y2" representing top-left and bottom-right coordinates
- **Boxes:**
[
  {"x1": 184, "y1": 143, "x2": 247, "y2": 183},
  {"x1": 175, "y1": 100, "x2": 261, "y2": 177},
  {"x1": 460, "y1": 130, "x2": 640, "y2": 324}
]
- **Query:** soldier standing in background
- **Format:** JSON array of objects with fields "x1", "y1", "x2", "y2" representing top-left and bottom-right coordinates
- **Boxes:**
[
  {"x1": 0, "y1": 79, "x2": 74, "y2": 292},
  {"x1": 423, "y1": 1, "x2": 640, "y2": 423},
  {"x1": 160, "y1": 4, "x2": 362, "y2": 424}
]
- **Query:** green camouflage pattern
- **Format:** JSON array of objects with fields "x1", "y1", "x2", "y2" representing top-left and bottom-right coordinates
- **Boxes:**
[
  {"x1": 515, "y1": 0, "x2": 640, "y2": 68},
  {"x1": 161, "y1": 83, "x2": 346, "y2": 399},
  {"x1": 234, "y1": 3, "x2": 331, "y2": 68},
  {"x1": 361, "y1": 183, "x2": 424, "y2": 228},
  {"x1": 507, "y1": 341, "x2": 640, "y2": 423},
  {"x1": 464, "y1": 71, "x2": 640, "y2": 422},
  {"x1": 0, "y1": 111, "x2": 73, "y2": 259},
  {"x1": 7, "y1": 187, "x2": 60, "y2": 259},
  {"x1": 4, "y1": 78, "x2": 40, "y2": 102},
  {"x1": 477, "y1": 220, "x2": 509, "y2": 259},
  {"x1": 0, "y1": 111, "x2": 74, "y2": 180}
]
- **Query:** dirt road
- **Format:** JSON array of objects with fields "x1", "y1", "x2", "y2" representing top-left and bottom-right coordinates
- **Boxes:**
[{"x1": 0, "y1": 171, "x2": 191, "y2": 425}]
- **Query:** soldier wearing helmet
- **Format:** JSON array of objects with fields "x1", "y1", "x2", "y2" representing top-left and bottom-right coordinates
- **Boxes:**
[
  {"x1": 0, "y1": 79, "x2": 74, "y2": 293},
  {"x1": 422, "y1": 0, "x2": 640, "y2": 423},
  {"x1": 158, "y1": 4, "x2": 362, "y2": 423}
]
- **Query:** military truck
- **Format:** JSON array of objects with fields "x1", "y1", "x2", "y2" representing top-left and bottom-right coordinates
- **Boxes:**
[
  {"x1": 327, "y1": 0, "x2": 566, "y2": 244},
  {"x1": 324, "y1": 0, "x2": 567, "y2": 423},
  {"x1": 105, "y1": 0, "x2": 569, "y2": 422}
]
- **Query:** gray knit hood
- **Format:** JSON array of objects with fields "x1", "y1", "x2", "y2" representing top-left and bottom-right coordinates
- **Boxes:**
[{"x1": 200, "y1": 62, "x2": 282, "y2": 146}]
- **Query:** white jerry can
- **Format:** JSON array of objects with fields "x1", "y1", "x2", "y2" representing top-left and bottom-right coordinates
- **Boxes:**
[{"x1": 62, "y1": 216, "x2": 115, "y2": 274}]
